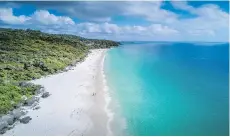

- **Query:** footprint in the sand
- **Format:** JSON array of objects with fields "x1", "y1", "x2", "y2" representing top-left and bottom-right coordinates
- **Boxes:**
[
  {"x1": 70, "y1": 108, "x2": 83, "y2": 120},
  {"x1": 92, "y1": 92, "x2": 97, "y2": 96}
]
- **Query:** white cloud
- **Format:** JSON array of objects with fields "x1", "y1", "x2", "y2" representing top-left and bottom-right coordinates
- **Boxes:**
[
  {"x1": 168, "y1": 2, "x2": 229, "y2": 40},
  {"x1": 102, "y1": 22, "x2": 121, "y2": 34},
  {"x1": 148, "y1": 24, "x2": 179, "y2": 35},
  {"x1": 72, "y1": 22, "x2": 178, "y2": 37},
  {"x1": 123, "y1": 1, "x2": 178, "y2": 23},
  {"x1": 195, "y1": 4, "x2": 228, "y2": 27},
  {"x1": 32, "y1": 10, "x2": 75, "y2": 25},
  {"x1": 171, "y1": 1, "x2": 228, "y2": 24},
  {"x1": 170, "y1": 1, "x2": 195, "y2": 12},
  {"x1": 0, "y1": 8, "x2": 30, "y2": 24},
  {"x1": 0, "y1": 8, "x2": 75, "y2": 26},
  {"x1": 76, "y1": 23, "x2": 101, "y2": 33}
]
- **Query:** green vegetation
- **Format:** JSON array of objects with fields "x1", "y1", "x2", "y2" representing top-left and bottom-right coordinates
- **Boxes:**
[{"x1": 0, "y1": 28, "x2": 119, "y2": 114}]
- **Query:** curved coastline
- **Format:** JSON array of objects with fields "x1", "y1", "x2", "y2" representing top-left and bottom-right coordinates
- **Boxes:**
[
  {"x1": 102, "y1": 48, "x2": 127, "y2": 136},
  {"x1": 3, "y1": 49, "x2": 112, "y2": 136},
  {"x1": 101, "y1": 51, "x2": 114, "y2": 135}
]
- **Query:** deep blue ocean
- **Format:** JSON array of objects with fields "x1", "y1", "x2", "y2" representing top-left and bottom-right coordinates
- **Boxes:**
[{"x1": 104, "y1": 42, "x2": 229, "y2": 136}]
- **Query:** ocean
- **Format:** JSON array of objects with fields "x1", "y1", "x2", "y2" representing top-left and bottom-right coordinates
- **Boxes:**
[{"x1": 104, "y1": 42, "x2": 229, "y2": 136}]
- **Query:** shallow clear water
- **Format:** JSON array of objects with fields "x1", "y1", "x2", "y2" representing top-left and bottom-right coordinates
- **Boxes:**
[{"x1": 104, "y1": 42, "x2": 229, "y2": 136}]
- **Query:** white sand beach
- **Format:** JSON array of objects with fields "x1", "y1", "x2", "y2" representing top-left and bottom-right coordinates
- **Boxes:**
[{"x1": 4, "y1": 49, "x2": 111, "y2": 136}]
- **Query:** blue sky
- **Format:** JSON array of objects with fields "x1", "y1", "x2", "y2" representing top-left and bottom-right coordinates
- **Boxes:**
[{"x1": 0, "y1": 1, "x2": 229, "y2": 42}]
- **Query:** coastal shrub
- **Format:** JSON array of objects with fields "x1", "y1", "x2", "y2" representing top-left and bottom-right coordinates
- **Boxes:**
[{"x1": 0, "y1": 83, "x2": 40, "y2": 114}]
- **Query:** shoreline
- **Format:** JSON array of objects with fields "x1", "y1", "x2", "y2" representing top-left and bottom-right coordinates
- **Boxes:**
[
  {"x1": 102, "y1": 52, "x2": 114, "y2": 136},
  {"x1": 4, "y1": 49, "x2": 112, "y2": 136}
]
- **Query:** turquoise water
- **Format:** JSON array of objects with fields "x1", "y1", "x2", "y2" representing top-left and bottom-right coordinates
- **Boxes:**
[{"x1": 104, "y1": 42, "x2": 229, "y2": 136}]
